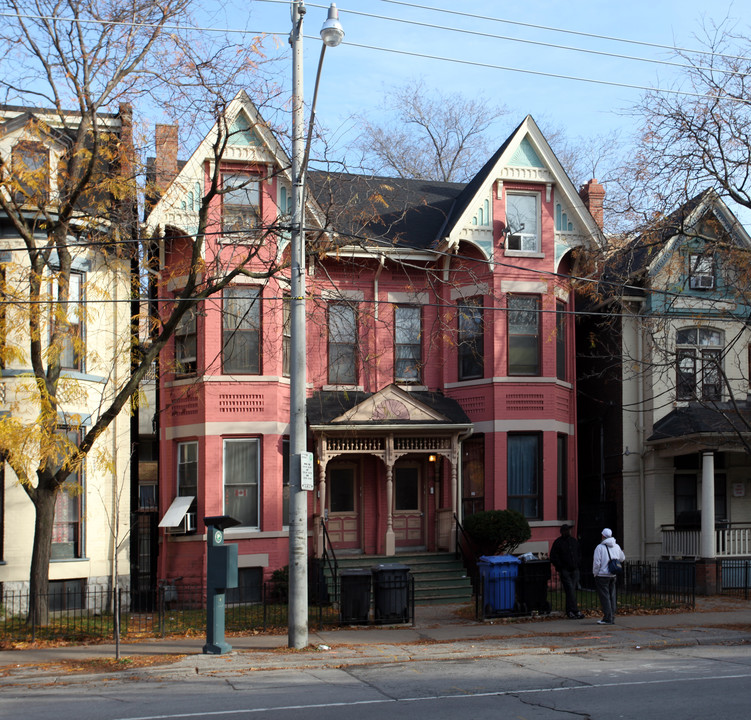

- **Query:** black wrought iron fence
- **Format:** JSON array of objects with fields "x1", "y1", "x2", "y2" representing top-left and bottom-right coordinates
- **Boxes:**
[
  {"x1": 0, "y1": 581, "x2": 338, "y2": 644},
  {"x1": 477, "y1": 560, "x2": 696, "y2": 620}
]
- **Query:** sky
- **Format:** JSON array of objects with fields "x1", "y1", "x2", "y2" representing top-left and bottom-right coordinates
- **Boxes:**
[
  {"x1": 220, "y1": 1, "x2": 745, "y2": 150},
  {"x1": 184, "y1": 0, "x2": 748, "y2": 220}
]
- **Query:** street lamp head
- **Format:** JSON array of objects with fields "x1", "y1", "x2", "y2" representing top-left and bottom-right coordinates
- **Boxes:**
[{"x1": 320, "y1": 3, "x2": 344, "y2": 47}]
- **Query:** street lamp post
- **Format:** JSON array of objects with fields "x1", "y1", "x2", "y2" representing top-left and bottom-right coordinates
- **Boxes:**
[{"x1": 288, "y1": 0, "x2": 344, "y2": 650}]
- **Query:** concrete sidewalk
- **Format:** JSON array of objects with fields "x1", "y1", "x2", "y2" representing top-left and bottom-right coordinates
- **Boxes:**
[{"x1": 1, "y1": 596, "x2": 750, "y2": 682}]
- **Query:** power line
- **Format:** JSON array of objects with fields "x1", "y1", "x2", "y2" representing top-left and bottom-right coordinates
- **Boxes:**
[{"x1": 377, "y1": 0, "x2": 751, "y2": 62}]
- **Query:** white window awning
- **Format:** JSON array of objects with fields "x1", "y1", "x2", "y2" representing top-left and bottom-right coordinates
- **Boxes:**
[{"x1": 159, "y1": 495, "x2": 195, "y2": 528}]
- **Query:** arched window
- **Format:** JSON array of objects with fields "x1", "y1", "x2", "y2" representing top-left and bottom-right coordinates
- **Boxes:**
[{"x1": 676, "y1": 327, "x2": 723, "y2": 401}]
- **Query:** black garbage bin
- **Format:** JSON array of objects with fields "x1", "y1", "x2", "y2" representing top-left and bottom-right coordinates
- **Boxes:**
[
  {"x1": 517, "y1": 559, "x2": 551, "y2": 613},
  {"x1": 339, "y1": 569, "x2": 371, "y2": 624},
  {"x1": 477, "y1": 555, "x2": 520, "y2": 615},
  {"x1": 371, "y1": 563, "x2": 410, "y2": 623}
]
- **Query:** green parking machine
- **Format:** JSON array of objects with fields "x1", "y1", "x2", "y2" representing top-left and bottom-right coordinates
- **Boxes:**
[{"x1": 203, "y1": 515, "x2": 240, "y2": 654}]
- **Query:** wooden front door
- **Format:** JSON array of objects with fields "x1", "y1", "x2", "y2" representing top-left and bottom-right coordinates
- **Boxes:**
[
  {"x1": 326, "y1": 464, "x2": 360, "y2": 550},
  {"x1": 394, "y1": 464, "x2": 424, "y2": 548}
]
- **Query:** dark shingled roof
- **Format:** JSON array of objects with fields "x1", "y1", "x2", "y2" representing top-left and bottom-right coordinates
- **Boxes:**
[
  {"x1": 648, "y1": 401, "x2": 751, "y2": 442},
  {"x1": 307, "y1": 171, "x2": 465, "y2": 250},
  {"x1": 307, "y1": 390, "x2": 472, "y2": 426}
]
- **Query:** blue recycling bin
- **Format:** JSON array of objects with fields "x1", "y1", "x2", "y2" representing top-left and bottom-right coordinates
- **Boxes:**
[{"x1": 478, "y1": 555, "x2": 521, "y2": 614}]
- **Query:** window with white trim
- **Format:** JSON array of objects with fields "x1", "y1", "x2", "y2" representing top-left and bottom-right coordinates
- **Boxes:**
[
  {"x1": 52, "y1": 429, "x2": 83, "y2": 560},
  {"x1": 224, "y1": 438, "x2": 260, "y2": 528},
  {"x1": 222, "y1": 286, "x2": 261, "y2": 374},
  {"x1": 676, "y1": 327, "x2": 723, "y2": 401},
  {"x1": 506, "y1": 193, "x2": 539, "y2": 252},
  {"x1": 175, "y1": 307, "x2": 197, "y2": 375},
  {"x1": 394, "y1": 305, "x2": 422, "y2": 383},
  {"x1": 51, "y1": 271, "x2": 84, "y2": 371},
  {"x1": 328, "y1": 302, "x2": 358, "y2": 385},
  {"x1": 689, "y1": 253, "x2": 714, "y2": 290},
  {"x1": 222, "y1": 172, "x2": 261, "y2": 233}
]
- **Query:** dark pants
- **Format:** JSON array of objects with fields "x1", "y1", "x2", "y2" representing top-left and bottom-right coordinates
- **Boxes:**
[
  {"x1": 559, "y1": 568, "x2": 580, "y2": 615},
  {"x1": 595, "y1": 575, "x2": 617, "y2": 622}
]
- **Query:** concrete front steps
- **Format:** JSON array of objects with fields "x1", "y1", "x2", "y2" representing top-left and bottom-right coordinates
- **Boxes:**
[{"x1": 330, "y1": 552, "x2": 473, "y2": 605}]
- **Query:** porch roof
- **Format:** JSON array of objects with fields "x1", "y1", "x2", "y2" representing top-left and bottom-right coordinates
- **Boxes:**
[
  {"x1": 307, "y1": 389, "x2": 471, "y2": 430},
  {"x1": 648, "y1": 400, "x2": 751, "y2": 453}
]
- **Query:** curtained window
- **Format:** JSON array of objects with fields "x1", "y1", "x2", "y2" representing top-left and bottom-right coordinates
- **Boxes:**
[
  {"x1": 224, "y1": 439, "x2": 260, "y2": 527},
  {"x1": 507, "y1": 433, "x2": 541, "y2": 519}
]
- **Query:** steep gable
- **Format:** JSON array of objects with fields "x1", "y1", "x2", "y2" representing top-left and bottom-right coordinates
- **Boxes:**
[{"x1": 441, "y1": 116, "x2": 604, "y2": 263}]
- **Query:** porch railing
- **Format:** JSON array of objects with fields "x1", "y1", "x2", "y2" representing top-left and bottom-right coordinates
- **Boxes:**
[{"x1": 661, "y1": 523, "x2": 751, "y2": 558}]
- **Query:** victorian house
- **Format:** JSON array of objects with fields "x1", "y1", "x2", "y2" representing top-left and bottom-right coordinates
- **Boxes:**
[
  {"x1": 146, "y1": 92, "x2": 604, "y2": 593},
  {"x1": 578, "y1": 190, "x2": 751, "y2": 590}
]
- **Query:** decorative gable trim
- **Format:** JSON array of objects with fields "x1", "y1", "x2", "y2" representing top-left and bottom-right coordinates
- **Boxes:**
[{"x1": 332, "y1": 385, "x2": 449, "y2": 424}]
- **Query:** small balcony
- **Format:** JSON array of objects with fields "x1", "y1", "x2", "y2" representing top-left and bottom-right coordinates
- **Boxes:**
[{"x1": 661, "y1": 522, "x2": 751, "y2": 558}]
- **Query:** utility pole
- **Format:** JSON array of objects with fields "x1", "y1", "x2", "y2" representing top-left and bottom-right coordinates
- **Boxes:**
[{"x1": 288, "y1": 0, "x2": 344, "y2": 650}]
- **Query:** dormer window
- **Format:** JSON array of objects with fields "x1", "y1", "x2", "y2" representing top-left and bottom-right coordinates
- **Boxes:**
[
  {"x1": 689, "y1": 253, "x2": 714, "y2": 290},
  {"x1": 12, "y1": 141, "x2": 49, "y2": 205},
  {"x1": 506, "y1": 192, "x2": 539, "y2": 252},
  {"x1": 222, "y1": 172, "x2": 260, "y2": 234}
]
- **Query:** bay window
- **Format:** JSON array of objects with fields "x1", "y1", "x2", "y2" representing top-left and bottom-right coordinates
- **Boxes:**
[
  {"x1": 224, "y1": 438, "x2": 260, "y2": 528},
  {"x1": 223, "y1": 286, "x2": 261, "y2": 374}
]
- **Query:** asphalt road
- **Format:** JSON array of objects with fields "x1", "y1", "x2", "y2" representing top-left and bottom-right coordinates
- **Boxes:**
[{"x1": 2, "y1": 642, "x2": 750, "y2": 720}]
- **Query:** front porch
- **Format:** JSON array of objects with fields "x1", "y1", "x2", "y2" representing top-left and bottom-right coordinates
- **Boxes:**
[{"x1": 662, "y1": 523, "x2": 751, "y2": 558}]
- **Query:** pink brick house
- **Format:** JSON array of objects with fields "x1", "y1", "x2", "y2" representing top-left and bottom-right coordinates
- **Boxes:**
[{"x1": 145, "y1": 93, "x2": 604, "y2": 591}]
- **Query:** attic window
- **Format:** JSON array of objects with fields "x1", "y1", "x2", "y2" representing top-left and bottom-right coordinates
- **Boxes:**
[
  {"x1": 689, "y1": 253, "x2": 714, "y2": 290},
  {"x1": 12, "y1": 141, "x2": 49, "y2": 205},
  {"x1": 506, "y1": 193, "x2": 539, "y2": 252}
]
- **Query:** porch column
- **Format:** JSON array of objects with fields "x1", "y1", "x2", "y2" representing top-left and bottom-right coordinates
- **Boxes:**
[
  {"x1": 385, "y1": 464, "x2": 395, "y2": 556},
  {"x1": 449, "y1": 455, "x2": 458, "y2": 553},
  {"x1": 700, "y1": 451, "x2": 716, "y2": 559}
]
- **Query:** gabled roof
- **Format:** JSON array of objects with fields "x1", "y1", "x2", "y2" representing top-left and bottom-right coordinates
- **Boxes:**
[
  {"x1": 307, "y1": 385, "x2": 471, "y2": 428},
  {"x1": 439, "y1": 115, "x2": 604, "y2": 252},
  {"x1": 608, "y1": 189, "x2": 751, "y2": 290}
]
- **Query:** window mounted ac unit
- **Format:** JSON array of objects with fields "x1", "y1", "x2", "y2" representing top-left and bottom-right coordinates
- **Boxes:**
[{"x1": 166, "y1": 511, "x2": 196, "y2": 535}]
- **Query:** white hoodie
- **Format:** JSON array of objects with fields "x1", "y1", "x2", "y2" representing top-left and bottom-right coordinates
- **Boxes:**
[{"x1": 593, "y1": 536, "x2": 625, "y2": 577}]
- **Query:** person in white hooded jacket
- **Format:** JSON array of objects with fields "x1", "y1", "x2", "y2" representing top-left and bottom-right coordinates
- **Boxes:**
[{"x1": 592, "y1": 528, "x2": 625, "y2": 624}]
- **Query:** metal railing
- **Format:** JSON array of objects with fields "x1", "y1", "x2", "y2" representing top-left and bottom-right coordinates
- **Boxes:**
[{"x1": 718, "y1": 559, "x2": 751, "y2": 599}]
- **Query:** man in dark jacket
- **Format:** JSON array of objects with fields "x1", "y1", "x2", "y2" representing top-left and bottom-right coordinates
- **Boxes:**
[{"x1": 550, "y1": 524, "x2": 583, "y2": 618}]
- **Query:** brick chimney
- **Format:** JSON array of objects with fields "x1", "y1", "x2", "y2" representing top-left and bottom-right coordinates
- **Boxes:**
[
  {"x1": 154, "y1": 124, "x2": 179, "y2": 194},
  {"x1": 579, "y1": 178, "x2": 605, "y2": 230}
]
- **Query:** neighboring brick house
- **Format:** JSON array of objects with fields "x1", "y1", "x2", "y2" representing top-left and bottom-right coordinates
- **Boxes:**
[
  {"x1": 0, "y1": 105, "x2": 134, "y2": 602},
  {"x1": 578, "y1": 190, "x2": 751, "y2": 588},
  {"x1": 146, "y1": 93, "x2": 604, "y2": 592}
]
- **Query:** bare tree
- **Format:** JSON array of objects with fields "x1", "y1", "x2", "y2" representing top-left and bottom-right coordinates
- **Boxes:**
[
  {"x1": 0, "y1": 0, "x2": 282, "y2": 623},
  {"x1": 620, "y1": 17, "x2": 751, "y2": 227},
  {"x1": 354, "y1": 79, "x2": 507, "y2": 183}
]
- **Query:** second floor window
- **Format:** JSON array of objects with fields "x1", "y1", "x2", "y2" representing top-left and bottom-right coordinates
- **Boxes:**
[
  {"x1": 556, "y1": 300, "x2": 567, "y2": 381},
  {"x1": 283, "y1": 296, "x2": 291, "y2": 377},
  {"x1": 222, "y1": 173, "x2": 261, "y2": 233},
  {"x1": 676, "y1": 327, "x2": 723, "y2": 401},
  {"x1": 508, "y1": 295, "x2": 540, "y2": 376},
  {"x1": 175, "y1": 307, "x2": 197, "y2": 375},
  {"x1": 52, "y1": 271, "x2": 83, "y2": 371},
  {"x1": 689, "y1": 253, "x2": 714, "y2": 290},
  {"x1": 394, "y1": 305, "x2": 422, "y2": 383},
  {"x1": 328, "y1": 302, "x2": 357, "y2": 385},
  {"x1": 223, "y1": 286, "x2": 261, "y2": 374},
  {"x1": 506, "y1": 193, "x2": 539, "y2": 252},
  {"x1": 458, "y1": 297, "x2": 483, "y2": 380}
]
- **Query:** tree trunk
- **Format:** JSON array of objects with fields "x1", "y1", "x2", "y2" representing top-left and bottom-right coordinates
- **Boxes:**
[{"x1": 29, "y1": 484, "x2": 57, "y2": 626}]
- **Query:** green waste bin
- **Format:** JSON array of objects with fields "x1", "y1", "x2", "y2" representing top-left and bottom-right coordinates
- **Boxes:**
[
  {"x1": 478, "y1": 555, "x2": 520, "y2": 615},
  {"x1": 371, "y1": 563, "x2": 410, "y2": 623},
  {"x1": 517, "y1": 559, "x2": 551, "y2": 613},
  {"x1": 339, "y1": 569, "x2": 371, "y2": 624}
]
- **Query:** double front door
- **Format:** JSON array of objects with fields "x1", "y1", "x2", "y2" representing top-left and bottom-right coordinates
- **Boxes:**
[{"x1": 325, "y1": 462, "x2": 426, "y2": 551}]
